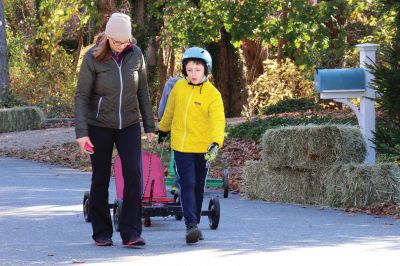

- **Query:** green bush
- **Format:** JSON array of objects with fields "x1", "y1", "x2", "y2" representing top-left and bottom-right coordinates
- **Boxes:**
[
  {"x1": 7, "y1": 20, "x2": 76, "y2": 118},
  {"x1": 373, "y1": 117, "x2": 400, "y2": 162},
  {"x1": 263, "y1": 98, "x2": 322, "y2": 115},
  {"x1": 228, "y1": 115, "x2": 357, "y2": 142},
  {"x1": 9, "y1": 49, "x2": 76, "y2": 118},
  {"x1": 247, "y1": 58, "x2": 314, "y2": 115}
]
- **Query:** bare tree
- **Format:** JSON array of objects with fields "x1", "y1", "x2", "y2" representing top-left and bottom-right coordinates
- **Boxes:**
[{"x1": 0, "y1": 0, "x2": 9, "y2": 104}]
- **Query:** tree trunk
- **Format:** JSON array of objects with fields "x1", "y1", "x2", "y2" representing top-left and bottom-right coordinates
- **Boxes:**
[
  {"x1": 135, "y1": 1, "x2": 164, "y2": 105},
  {"x1": 131, "y1": 0, "x2": 146, "y2": 48},
  {"x1": 73, "y1": 27, "x2": 84, "y2": 70},
  {"x1": 0, "y1": 0, "x2": 9, "y2": 104},
  {"x1": 323, "y1": 1, "x2": 347, "y2": 67},
  {"x1": 277, "y1": 9, "x2": 288, "y2": 62},
  {"x1": 167, "y1": 48, "x2": 176, "y2": 78},
  {"x1": 96, "y1": 0, "x2": 116, "y2": 31},
  {"x1": 209, "y1": 28, "x2": 246, "y2": 117},
  {"x1": 135, "y1": 0, "x2": 145, "y2": 29},
  {"x1": 241, "y1": 38, "x2": 268, "y2": 85}
]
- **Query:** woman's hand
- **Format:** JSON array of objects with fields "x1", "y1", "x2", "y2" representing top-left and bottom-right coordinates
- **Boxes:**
[
  {"x1": 146, "y1": 133, "x2": 155, "y2": 143},
  {"x1": 76, "y1": 136, "x2": 94, "y2": 155}
]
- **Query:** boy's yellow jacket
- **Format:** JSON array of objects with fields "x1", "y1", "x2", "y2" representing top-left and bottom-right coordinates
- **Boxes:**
[{"x1": 158, "y1": 79, "x2": 225, "y2": 153}]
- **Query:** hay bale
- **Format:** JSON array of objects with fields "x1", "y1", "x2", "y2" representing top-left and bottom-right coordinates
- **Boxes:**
[
  {"x1": 322, "y1": 163, "x2": 400, "y2": 208},
  {"x1": 242, "y1": 161, "x2": 269, "y2": 200},
  {"x1": 243, "y1": 161, "x2": 324, "y2": 205},
  {"x1": 262, "y1": 124, "x2": 366, "y2": 170},
  {"x1": 0, "y1": 107, "x2": 45, "y2": 133}
]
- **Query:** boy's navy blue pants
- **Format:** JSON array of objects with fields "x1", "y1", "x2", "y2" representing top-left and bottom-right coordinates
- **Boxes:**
[
  {"x1": 173, "y1": 151, "x2": 207, "y2": 228},
  {"x1": 88, "y1": 123, "x2": 142, "y2": 242}
]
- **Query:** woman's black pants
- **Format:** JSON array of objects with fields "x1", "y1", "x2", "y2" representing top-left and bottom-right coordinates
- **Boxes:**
[{"x1": 88, "y1": 123, "x2": 142, "y2": 242}]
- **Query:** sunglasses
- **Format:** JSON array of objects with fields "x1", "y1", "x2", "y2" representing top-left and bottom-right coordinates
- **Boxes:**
[{"x1": 109, "y1": 38, "x2": 131, "y2": 47}]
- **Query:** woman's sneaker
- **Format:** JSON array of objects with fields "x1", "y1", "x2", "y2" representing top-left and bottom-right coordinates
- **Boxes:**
[
  {"x1": 186, "y1": 226, "x2": 201, "y2": 244},
  {"x1": 123, "y1": 236, "x2": 146, "y2": 247},
  {"x1": 94, "y1": 237, "x2": 113, "y2": 246}
]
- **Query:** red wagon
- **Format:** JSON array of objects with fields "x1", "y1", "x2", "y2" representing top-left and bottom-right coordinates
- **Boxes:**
[{"x1": 83, "y1": 150, "x2": 220, "y2": 230}]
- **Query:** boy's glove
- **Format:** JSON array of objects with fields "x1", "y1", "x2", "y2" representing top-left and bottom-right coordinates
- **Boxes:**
[
  {"x1": 157, "y1": 130, "x2": 170, "y2": 144},
  {"x1": 204, "y1": 143, "x2": 219, "y2": 162}
]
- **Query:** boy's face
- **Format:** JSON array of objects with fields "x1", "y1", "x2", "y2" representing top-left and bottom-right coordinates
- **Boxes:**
[{"x1": 185, "y1": 61, "x2": 205, "y2": 85}]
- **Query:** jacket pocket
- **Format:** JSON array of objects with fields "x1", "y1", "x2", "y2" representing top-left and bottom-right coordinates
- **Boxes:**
[{"x1": 96, "y1": 97, "x2": 103, "y2": 119}]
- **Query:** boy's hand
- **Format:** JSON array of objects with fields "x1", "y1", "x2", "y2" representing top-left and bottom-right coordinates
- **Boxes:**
[
  {"x1": 205, "y1": 143, "x2": 219, "y2": 162},
  {"x1": 157, "y1": 130, "x2": 170, "y2": 144}
]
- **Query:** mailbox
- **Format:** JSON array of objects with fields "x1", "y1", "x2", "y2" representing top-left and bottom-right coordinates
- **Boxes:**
[
  {"x1": 313, "y1": 43, "x2": 379, "y2": 164},
  {"x1": 314, "y1": 68, "x2": 365, "y2": 92}
]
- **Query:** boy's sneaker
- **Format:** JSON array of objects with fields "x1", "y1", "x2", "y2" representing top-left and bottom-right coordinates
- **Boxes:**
[
  {"x1": 94, "y1": 237, "x2": 113, "y2": 246},
  {"x1": 186, "y1": 226, "x2": 201, "y2": 244},
  {"x1": 198, "y1": 229, "x2": 204, "y2": 240}
]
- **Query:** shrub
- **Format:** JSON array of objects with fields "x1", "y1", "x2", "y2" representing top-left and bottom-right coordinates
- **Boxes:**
[
  {"x1": 228, "y1": 114, "x2": 357, "y2": 142},
  {"x1": 247, "y1": 58, "x2": 314, "y2": 115},
  {"x1": 7, "y1": 16, "x2": 77, "y2": 118},
  {"x1": 263, "y1": 98, "x2": 322, "y2": 115},
  {"x1": 369, "y1": 3, "x2": 400, "y2": 163},
  {"x1": 9, "y1": 49, "x2": 76, "y2": 118}
]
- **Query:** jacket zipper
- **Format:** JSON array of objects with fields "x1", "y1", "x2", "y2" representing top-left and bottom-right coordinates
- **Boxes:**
[
  {"x1": 96, "y1": 97, "x2": 103, "y2": 118},
  {"x1": 181, "y1": 86, "x2": 195, "y2": 151},
  {"x1": 112, "y1": 58, "x2": 124, "y2": 129}
]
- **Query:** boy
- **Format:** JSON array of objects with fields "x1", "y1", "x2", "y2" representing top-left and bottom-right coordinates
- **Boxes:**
[{"x1": 158, "y1": 47, "x2": 225, "y2": 244}]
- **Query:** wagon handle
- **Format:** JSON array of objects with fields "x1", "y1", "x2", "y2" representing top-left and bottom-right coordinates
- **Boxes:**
[{"x1": 142, "y1": 145, "x2": 155, "y2": 201}]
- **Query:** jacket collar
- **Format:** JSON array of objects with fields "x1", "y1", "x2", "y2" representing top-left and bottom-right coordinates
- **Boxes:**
[{"x1": 186, "y1": 76, "x2": 208, "y2": 86}]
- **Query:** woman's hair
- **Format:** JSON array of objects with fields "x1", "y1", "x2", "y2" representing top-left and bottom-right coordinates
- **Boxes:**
[
  {"x1": 92, "y1": 33, "x2": 112, "y2": 61},
  {"x1": 92, "y1": 32, "x2": 138, "y2": 62}
]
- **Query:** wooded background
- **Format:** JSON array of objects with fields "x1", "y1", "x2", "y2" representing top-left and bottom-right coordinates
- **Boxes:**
[{"x1": 0, "y1": 0, "x2": 397, "y2": 118}]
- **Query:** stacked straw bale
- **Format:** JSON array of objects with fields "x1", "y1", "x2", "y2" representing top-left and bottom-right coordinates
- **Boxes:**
[
  {"x1": 244, "y1": 161, "x2": 323, "y2": 205},
  {"x1": 243, "y1": 124, "x2": 400, "y2": 208},
  {"x1": 322, "y1": 163, "x2": 400, "y2": 208},
  {"x1": 262, "y1": 124, "x2": 366, "y2": 169},
  {"x1": 0, "y1": 107, "x2": 45, "y2": 133}
]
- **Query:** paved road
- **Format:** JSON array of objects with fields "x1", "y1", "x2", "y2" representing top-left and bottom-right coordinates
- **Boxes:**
[{"x1": 1, "y1": 157, "x2": 400, "y2": 265}]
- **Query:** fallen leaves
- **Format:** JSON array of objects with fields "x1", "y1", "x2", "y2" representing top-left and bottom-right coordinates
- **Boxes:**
[
  {"x1": 0, "y1": 142, "x2": 92, "y2": 172},
  {"x1": 210, "y1": 138, "x2": 262, "y2": 192},
  {"x1": 345, "y1": 202, "x2": 400, "y2": 218}
]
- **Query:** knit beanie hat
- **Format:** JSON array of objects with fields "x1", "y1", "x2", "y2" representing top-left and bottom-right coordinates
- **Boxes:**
[{"x1": 105, "y1": 13, "x2": 132, "y2": 41}]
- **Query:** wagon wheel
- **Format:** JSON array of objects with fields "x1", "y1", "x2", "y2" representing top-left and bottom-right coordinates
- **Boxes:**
[
  {"x1": 113, "y1": 199, "x2": 122, "y2": 232},
  {"x1": 174, "y1": 196, "x2": 183, "y2": 221},
  {"x1": 83, "y1": 191, "x2": 90, "y2": 222},
  {"x1": 144, "y1": 217, "x2": 151, "y2": 227},
  {"x1": 223, "y1": 168, "x2": 229, "y2": 198},
  {"x1": 208, "y1": 197, "x2": 220, "y2": 230},
  {"x1": 175, "y1": 213, "x2": 183, "y2": 221}
]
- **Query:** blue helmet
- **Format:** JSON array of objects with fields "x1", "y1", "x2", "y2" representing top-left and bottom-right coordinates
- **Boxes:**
[{"x1": 182, "y1": 47, "x2": 212, "y2": 76}]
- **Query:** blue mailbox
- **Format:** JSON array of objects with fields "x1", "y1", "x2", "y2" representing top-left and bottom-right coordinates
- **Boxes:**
[
  {"x1": 313, "y1": 44, "x2": 379, "y2": 164},
  {"x1": 314, "y1": 68, "x2": 365, "y2": 92}
]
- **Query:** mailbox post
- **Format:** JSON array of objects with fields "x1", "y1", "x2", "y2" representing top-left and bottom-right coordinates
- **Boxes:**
[
  {"x1": 357, "y1": 43, "x2": 379, "y2": 164},
  {"x1": 314, "y1": 43, "x2": 379, "y2": 164}
]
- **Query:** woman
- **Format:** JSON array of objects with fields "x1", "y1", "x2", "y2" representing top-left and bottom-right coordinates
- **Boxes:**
[{"x1": 75, "y1": 13, "x2": 155, "y2": 247}]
